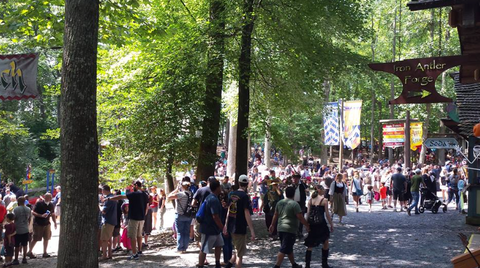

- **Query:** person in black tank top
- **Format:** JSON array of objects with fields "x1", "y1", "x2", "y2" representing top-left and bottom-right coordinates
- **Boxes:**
[{"x1": 304, "y1": 185, "x2": 334, "y2": 268}]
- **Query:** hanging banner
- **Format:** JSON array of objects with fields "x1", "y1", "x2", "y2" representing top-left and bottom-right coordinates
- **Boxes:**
[
  {"x1": 383, "y1": 124, "x2": 405, "y2": 148},
  {"x1": 343, "y1": 100, "x2": 362, "y2": 149},
  {"x1": 0, "y1": 53, "x2": 39, "y2": 101},
  {"x1": 410, "y1": 122, "x2": 423, "y2": 151},
  {"x1": 323, "y1": 102, "x2": 339, "y2": 146}
]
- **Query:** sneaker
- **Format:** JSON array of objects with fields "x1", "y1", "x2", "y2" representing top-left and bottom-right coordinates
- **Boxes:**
[
  {"x1": 137, "y1": 251, "x2": 143, "y2": 255},
  {"x1": 42, "y1": 253, "x2": 51, "y2": 258},
  {"x1": 128, "y1": 254, "x2": 139, "y2": 260},
  {"x1": 21, "y1": 259, "x2": 27, "y2": 264},
  {"x1": 26, "y1": 252, "x2": 36, "y2": 259},
  {"x1": 11, "y1": 260, "x2": 19, "y2": 265},
  {"x1": 292, "y1": 263, "x2": 302, "y2": 268},
  {"x1": 388, "y1": 205, "x2": 393, "y2": 208}
]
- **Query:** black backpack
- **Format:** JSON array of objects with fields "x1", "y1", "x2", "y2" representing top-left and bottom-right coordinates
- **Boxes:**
[{"x1": 182, "y1": 192, "x2": 197, "y2": 218}]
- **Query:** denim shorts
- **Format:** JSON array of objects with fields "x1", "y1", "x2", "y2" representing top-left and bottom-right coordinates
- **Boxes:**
[{"x1": 279, "y1": 232, "x2": 296, "y2": 254}]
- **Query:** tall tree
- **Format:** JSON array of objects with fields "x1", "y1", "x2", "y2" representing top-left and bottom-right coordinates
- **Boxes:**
[
  {"x1": 196, "y1": 0, "x2": 226, "y2": 182},
  {"x1": 57, "y1": 0, "x2": 99, "y2": 267},
  {"x1": 235, "y1": 0, "x2": 255, "y2": 183}
]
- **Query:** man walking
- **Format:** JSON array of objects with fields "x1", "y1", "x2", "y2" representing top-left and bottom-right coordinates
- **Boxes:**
[
  {"x1": 110, "y1": 180, "x2": 149, "y2": 260},
  {"x1": 391, "y1": 167, "x2": 407, "y2": 212},
  {"x1": 269, "y1": 186, "x2": 310, "y2": 268},
  {"x1": 292, "y1": 174, "x2": 307, "y2": 238},
  {"x1": 407, "y1": 169, "x2": 425, "y2": 216},
  {"x1": 224, "y1": 175, "x2": 256, "y2": 268},
  {"x1": 13, "y1": 196, "x2": 31, "y2": 264},
  {"x1": 27, "y1": 193, "x2": 57, "y2": 258},
  {"x1": 198, "y1": 179, "x2": 224, "y2": 268}
]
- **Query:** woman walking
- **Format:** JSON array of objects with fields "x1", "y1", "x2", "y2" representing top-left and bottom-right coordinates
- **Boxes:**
[
  {"x1": 150, "y1": 186, "x2": 160, "y2": 230},
  {"x1": 305, "y1": 185, "x2": 334, "y2": 268},
  {"x1": 159, "y1": 189, "x2": 167, "y2": 230},
  {"x1": 350, "y1": 171, "x2": 363, "y2": 212},
  {"x1": 329, "y1": 174, "x2": 347, "y2": 224}
]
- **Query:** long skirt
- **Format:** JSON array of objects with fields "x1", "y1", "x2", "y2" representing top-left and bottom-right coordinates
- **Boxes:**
[{"x1": 332, "y1": 193, "x2": 347, "y2": 217}]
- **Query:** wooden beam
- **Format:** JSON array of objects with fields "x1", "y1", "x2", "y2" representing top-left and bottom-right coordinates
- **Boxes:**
[{"x1": 407, "y1": 0, "x2": 480, "y2": 11}]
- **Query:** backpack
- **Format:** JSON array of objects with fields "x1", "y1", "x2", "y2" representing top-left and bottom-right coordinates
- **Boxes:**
[
  {"x1": 183, "y1": 191, "x2": 197, "y2": 218},
  {"x1": 195, "y1": 200, "x2": 207, "y2": 223}
]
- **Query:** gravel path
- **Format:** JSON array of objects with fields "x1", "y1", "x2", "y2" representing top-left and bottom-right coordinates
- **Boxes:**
[{"x1": 26, "y1": 200, "x2": 477, "y2": 268}]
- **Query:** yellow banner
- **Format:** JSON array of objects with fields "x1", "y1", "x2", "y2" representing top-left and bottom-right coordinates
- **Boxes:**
[
  {"x1": 410, "y1": 122, "x2": 423, "y2": 151},
  {"x1": 343, "y1": 100, "x2": 362, "y2": 149}
]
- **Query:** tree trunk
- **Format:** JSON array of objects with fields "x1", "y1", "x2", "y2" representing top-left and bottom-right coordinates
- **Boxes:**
[
  {"x1": 234, "y1": 0, "x2": 255, "y2": 184},
  {"x1": 265, "y1": 122, "x2": 271, "y2": 169},
  {"x1": 196, "y1": 0, "x2": 226, "y2": 182},
  {"x1": 227, "y1": 122, "x2": 237, "y2": 177},
  {"x1": 57, "y1": 0, "x2": 99, "y2": 267},
  {"x1": 224, "y1": 119, "x2": 230, "y2": 149},
  {"x1": 419, "y1": 104, "x2": 431, "y2": 164},
  {"x1": 165, "y1": 152, "x2": 175, "y2": 193}
]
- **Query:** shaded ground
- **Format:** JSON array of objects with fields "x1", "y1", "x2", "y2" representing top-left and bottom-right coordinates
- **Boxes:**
[{"x1": 23, "y1": 201, "x2": 477, "y2": 268}]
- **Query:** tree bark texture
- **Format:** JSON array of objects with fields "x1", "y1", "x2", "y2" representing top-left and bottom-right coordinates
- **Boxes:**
[
  {"x1": 419, "y1": 104, "x2": 431, "y2": 164},
  {"x1": 57, "y1": 0, "x2": 99, "y2": 267},
  {"x1": 227, "y1": 122, "x2": 237, "y2": 177},
  {"x1": 196, "y1": 0, "x2": 226, "y2": 182},
  {"x1": 235, "y1": 0, "x2": 255, "y2": 184}
]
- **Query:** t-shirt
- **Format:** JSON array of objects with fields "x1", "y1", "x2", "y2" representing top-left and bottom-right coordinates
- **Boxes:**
[
  {"x1": 33, "y1": 200, "x2": 55, "y2": 226},
  {"x1": 116, "y1": 199, "x2": 124, "y2": 228},
  {"x1": 275, "y1": 199, "x2": 302, "y2": 234},
  {"x1": 391, "y1": 173, "x2": 406, "y2": 192},
  {"x1": 13, "y1": 205, "x2": 31, "y2": 234},
  {"x1": 193, "y1": 187, "x2": 211, "y2": 206},
  {"x1": 175, "y1": 191, "x2": 190, "y2": 215},
  {"x1": 4, "y1": 222, "x2": 15, "y2": 247},
  {"x1": 379, "y1": 186, "x2": 387, "y2": 199},
  {"x1": 222, "y1": 182, "x2": 232, "y2": 193},
  {"x1": 126, "y1": 191, "x2": 149, "y2": 221},
  {"x1": 0, "y1": 204, "x2": 6, "y2": 223},
  {"x1": 199, "y1": 194, "x2": 222, "y2": 235},
  {"x1": 227, "y1": 190, "x2": 251, "y2": 235},
  {"x1": 102, "y1": 194, "x2": 118, "y2": 226},
  {"x1": 410, "y1": 175, "x2": 423, "y2": 192}
]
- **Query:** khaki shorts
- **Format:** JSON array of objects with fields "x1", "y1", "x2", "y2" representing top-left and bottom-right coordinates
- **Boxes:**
[
  {"x1": 194, "y1": 220, "x2": 201, "y2": 242},
  {"x1": 232, "y1": 234, "x2": 247, "y2": 258},
  {"x1": 100, "y1": 223, "x2": 115, "y2": 241},
  {"x1": 127, "y1": 220, "x2": 144, "y2": 239},
  {"x1": 33, "y1": 224, "x2": 52, "y2": 242}
]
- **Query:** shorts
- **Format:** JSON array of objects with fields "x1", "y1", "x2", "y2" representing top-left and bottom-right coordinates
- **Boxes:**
[
  {"x1": 232, "y1": 234, "x2": 247, "y2": 258},
  {"x1": 393, "y1": 190, "x2": 405, "y2": 201},
  {"x1": 14, "y1": 233, "x2": 29, "y2": 247},
  {"x1": 386, "y1": 187, "x2": 392, "y2": 196},
  {"x1": 5, "y1": 245, "x2": 13, "y2": 257},
  {"x1": 194, "y1": 221, "x2": 201, "y2": 241},
  {"x1": 279, "y1": 232, "x2": 296, "y2": 254},
  {"x1": 127, "y1": 220, "x2": 144, "y2": 239},
  {"x1": 151, "y1": 206, "x2": 159, "y2": 213},
  {"x1": 200, "y1": 233, "x2": 224, "y2": 254},
  {"x1": 113, "y1": 226, "x2": 121, "y2": 237},
  {"x1": 55, "y1": 206, "x2": 61, "y2": 217},
  {"x1": 33, "y1": 224, "x2": 52, "y2": 242},
  {"x1": 101, "y1": 223, "x2": 115, "y2": 241}
]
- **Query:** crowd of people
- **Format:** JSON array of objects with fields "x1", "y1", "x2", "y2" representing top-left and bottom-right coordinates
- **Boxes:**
[{"x1": 0, "y1": 182, "x2": 60, "y2": 267}]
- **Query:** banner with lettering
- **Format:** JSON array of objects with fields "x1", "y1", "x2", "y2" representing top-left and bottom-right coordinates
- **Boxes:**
[
  {"x1": 410, "y1": 122, "x2": 423, "y2": 151},
  {"x1": 0, "y1": 53, "x2": 39, "y2": 100},
  {"x1": 323, "y1": 102, "x2": 339, "y2": 146},
  {"x1": 383, "y1": 124, "x2": 405, "y2": 148},
  {"x1": 343, "y1": 100, "x2": 362, "y2": 149}
]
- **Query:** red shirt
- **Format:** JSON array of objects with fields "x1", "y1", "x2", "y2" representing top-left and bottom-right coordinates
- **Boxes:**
[
  {"x1": 0, "y1": 204, "x2": 6, "y2": 223},
  {"x1": 4, "y1": 222, "x2": 15, "y2": 247}
]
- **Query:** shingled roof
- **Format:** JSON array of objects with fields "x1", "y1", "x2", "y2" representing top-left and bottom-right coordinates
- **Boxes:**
[{"x1": 453, "y1": 72, "x2": 480, "y2": 137}]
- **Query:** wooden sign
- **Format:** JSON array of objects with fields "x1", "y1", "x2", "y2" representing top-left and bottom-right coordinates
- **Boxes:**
[{"x1": 369, "y1": 55, "x2": 480, "y2": 104}]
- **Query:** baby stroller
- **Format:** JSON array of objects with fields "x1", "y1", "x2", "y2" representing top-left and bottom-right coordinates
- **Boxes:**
[{"x1": 419, "y1": 187, "x2": 447, "y2": 214}]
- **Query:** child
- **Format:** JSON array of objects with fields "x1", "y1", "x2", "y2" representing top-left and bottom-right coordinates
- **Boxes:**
[
  {"x1": 4, "y1": 213, "x2": 16, "y2": 267},
  {"x1": 120, "y1": 203, "x2": 131, "y2": 253},
  {"x1": 366, "y1": 186, "x2": 375, "y2": 213},
  {"x1": 379, "y1": 182, "x2": 387, "y2": 210},
  {"x1": 252, "y1": 192, "x2": 259, "y2": 215}
]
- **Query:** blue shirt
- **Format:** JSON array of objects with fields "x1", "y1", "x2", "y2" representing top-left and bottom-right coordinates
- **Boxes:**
[
  {"x1": 102, "y1": 194, "x2": 118, "y2": 226},
  {"x1": 200, "y1": 194, "x2": 221, "y2": 235}
]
